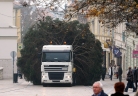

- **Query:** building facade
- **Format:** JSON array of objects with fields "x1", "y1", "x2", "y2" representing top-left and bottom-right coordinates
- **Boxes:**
[
  {"x1": 112, "y1": 23, "x2": 126, "y2": 77},
  {"x1": 66, "y1": 1, "x2": 112, "y2": 69},
  {"x1": 13, "y1": 5, "x2": 22, "y2": 57},
  {"x1": 61, "y1": 0, "x2": 138, "y2": 78},
  {"x1": 0, "y1": 0, "x2": 17, "y2": 79},
  {"x1": 126, "y1": 32, "x2": 138, "y2": 70}
]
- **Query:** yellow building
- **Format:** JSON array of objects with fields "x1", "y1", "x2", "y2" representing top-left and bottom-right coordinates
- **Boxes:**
[
  {"x1": 14, "y1": 8, "x2": 22, "y2": 57},
  {"x1": 88, "y1": 17, "x2": 112, "y2": 69}
]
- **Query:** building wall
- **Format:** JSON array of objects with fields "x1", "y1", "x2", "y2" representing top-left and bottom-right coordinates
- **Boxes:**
[
  {"x1": 0, "y1": 0, "x2": 17, "y2": 79},
  {"x1": 0, "y1": 36, "x2": 17, "y2": 59},
  {"x1": 0, "y1": 1, "x2": 13, "y2": 27},
  {"x1": 90, "y1": 18, "x2": 127, "y2": 78},
  {"x1": 88, "y1": 17, "x2": 112, "y2": 69},
  {"x1": 0, "y1": 59, "x2": 17, "y2": 79},
  {"x1": 66, "y1": 1, "x2": 127, "y2": 74},
  {"x1": 126, "y1": 33, "x2": 138, "y2": 70},
  {"x1": 14, "y1": 9, "x2": 21, "y2": 57},
  {"x1": 112, "y1": 23, "x2": 126, "y2": 77},
  {"x1": 66, "y1": 0, "x2": 138, "y2": 78}
]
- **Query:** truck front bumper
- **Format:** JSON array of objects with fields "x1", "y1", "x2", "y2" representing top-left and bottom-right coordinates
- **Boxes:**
[
  {"x1": 42, "y1": 79, "x2": 72, "y2": 84},
  {"x1": 41, "y1": 73, "x2": 72, "y2": 84}
]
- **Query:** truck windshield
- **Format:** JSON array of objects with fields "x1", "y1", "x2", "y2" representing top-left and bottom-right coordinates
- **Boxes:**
[{"x1": 42, "y1": 52, "x2": 70, "y2": 62}]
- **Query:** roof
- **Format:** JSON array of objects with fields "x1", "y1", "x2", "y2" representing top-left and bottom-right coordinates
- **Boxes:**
[{"x1": 42, "y1": 45, "x2": 72, "y2": 51}]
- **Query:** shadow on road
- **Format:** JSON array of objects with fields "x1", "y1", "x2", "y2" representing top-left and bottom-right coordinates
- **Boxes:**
[{"x1": 43, "y1": 83, "x2": 73, "y2": 87}]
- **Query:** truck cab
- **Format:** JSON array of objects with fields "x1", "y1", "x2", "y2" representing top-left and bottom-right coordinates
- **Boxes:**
[{"x1": 41, "y1": 45, "x2": 74, "y2": 86}]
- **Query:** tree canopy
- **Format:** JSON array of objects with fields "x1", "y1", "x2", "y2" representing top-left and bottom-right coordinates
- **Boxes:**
[
  {"x1": 17, "y1": 16, "x2": 103, "y2": 85},
  {"x1": 18, "y1": 0, "x2": 138, "y2": 33},
  {"x1": 65, "y1": 0, "x2": 138, "y2": 33}
]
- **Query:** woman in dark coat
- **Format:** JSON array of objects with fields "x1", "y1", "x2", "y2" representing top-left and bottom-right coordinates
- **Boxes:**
[
  {"x1": 125, "y1": 67, "x2": 136, "y2": 92},
  {"x1": 111, "y1": 82, "x2": 129, "y2": 96}
]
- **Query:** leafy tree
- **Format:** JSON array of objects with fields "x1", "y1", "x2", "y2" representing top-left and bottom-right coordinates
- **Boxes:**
[
  {"x1": 64, "y1": 0, "x2": 138, "y2": 33},
  {"x1": 18, "y1": 0, "x2": 138, "y2": 33},
  {"x1": 17, "y1": 16, "x2": 103, "y2": 85}
]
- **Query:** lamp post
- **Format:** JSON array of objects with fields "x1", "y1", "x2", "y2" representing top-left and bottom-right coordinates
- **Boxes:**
[{"x1": 10, "y1": 51, "x2": 16, "y2": 83}]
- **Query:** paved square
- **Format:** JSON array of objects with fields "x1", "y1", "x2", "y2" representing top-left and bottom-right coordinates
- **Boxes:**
[{"x1": 0, "y1": 78, "x2": 136, "y2": 96}]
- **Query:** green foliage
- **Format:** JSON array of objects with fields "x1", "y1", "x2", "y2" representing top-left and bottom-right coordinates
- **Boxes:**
[{"x1": 17, "y1": 16, "x2": 103, "y2": 85}]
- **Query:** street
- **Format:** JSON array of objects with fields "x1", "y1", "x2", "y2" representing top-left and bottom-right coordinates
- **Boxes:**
[{"x1": 0, "y1": 77, "x2": 136, "y2": 96}]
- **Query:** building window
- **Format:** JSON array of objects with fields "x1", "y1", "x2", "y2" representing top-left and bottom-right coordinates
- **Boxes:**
[
  {"x1": 92, "y1": 19, "x2": 95, "y2": 33},
  {"x1": 97, "y1": 21, "x2": 100, "y2": 35},
  {"x1": 117, "y1": 56, "x2": 122, "y2": 66},
  {"x1": 122, "y1": 32, "x2": 125, "y2": 42},
  {"x1": 112, "y1": 30, "x2": 114, "y2": 38}
]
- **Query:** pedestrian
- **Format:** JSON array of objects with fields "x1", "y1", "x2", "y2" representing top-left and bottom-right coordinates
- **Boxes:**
[
  {"x1": 134, "y1": 67, "x2": 138, "y2": 89},
  {"x1": 133, "y1": 66, "x2": 137, "y2": 75},
  {"x1": 18, "y1": 69, "x2": 22, "y2": 79},
  {"x1": 111, "y1": 82, "x2": 129, "y2": 96},
  {"x1": 132, "y1": 66, "x2": 137, "y2": 83},
  {"x1": 108, "y1": 64, "x2": 113, "y2": 80},
  {"x1": 118, "y1": 65, "x2": 123, "y2": 82},
  {"x1": 114, "y1": 65, "x2": 118, "y2": 79},
  {"x1": 125, "y1": 67, "x2": 136, "y2": 92},
  {"x1": 101, "y1": 64, "x2": 106, "y2": 81},
  {"x1": 92, "y1": 81, "x2": 108, "y2": 96}
]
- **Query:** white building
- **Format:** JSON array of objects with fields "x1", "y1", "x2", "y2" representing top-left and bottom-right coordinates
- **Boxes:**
[
  {"x1": 88, "y1": 17, "x2": 129, "y2": 77},
  {"x1": 109, "y1": 23, "x2": 138, "y2": 77},
  {"x1": 113, "y1": 23, "x2": 126, "y2": 77},
  {"x1": 0, "y1": 0, "x2": 17, "y2": 79},
  {"x1": 125, "y1": 32, "x2": 138, "y2": 70}
]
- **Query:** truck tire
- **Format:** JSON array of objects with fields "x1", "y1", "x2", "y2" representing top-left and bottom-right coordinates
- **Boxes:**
[
  {"x1": 72, "y1": 78, "x2": 76, "y2": 86},
  {"x1": 68, "y1": 83, "x2": 72, "y2": 87},
  {"x1": 72, "y1": 73, "x2": 76, "y2": 86},
  {"x1": 43, "y1": 84, "x2": 47, "y2": 87}
]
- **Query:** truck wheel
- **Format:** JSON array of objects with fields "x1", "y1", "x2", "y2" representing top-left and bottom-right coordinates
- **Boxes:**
[
  {"x1": 72, "y1": 73, "x2": 76, "y2": 86},
  {"x1": 72, "y1": 82, "x2": 76, "y2": 86},
  {"x1": 68, "y1": 83, "x2": 72, "y2": 87},
  {"x1": 43, "y1": 84, "x2": 47, "y2": 87},
  {"x1": 72, "y1": 78, "x2": 76, "y2": 86}
]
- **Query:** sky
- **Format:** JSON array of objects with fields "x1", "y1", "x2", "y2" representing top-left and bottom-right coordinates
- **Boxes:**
[
  {"x1": 28, "y1": 0, "x2": 68, "y2": 10},
  {"x1": 14, "y1": 0, "x2": 73, "y2": 11}
]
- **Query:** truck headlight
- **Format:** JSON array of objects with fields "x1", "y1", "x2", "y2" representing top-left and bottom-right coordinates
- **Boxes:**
[
  {"x1": 66, "y1": 75, "x2": 71, "y2": 78},
  {"x1": 42, "y1": 75, "x2": 47, "y2": 78}
]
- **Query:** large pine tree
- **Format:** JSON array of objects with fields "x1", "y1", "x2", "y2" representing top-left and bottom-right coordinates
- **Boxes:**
[{"x1": 17, "y1": 16, "x2": 103, "y2": 85}]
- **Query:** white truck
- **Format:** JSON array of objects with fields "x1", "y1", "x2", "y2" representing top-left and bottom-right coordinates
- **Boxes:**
[{"x1": 41, "y1": 45, "x2": 75, "y2": 86}]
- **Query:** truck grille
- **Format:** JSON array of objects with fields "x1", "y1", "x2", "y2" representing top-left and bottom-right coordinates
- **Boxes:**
[
  {"x1": 48, "y1": 72, "x2": 64, "y2": 80},
  {"x1": 44, "y1": 65, "x2": 68, "y2": 71},
  {"x1": 47, "y1": 65, "x2": 68, "y2": 67}
]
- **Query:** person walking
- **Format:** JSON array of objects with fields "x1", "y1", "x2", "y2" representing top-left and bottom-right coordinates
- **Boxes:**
[
  {"x1": 134, "y1": 67, "x2": 138, "y2": 89},
  {"x1": 108, "y1": 65, "x2": 113, "y2": 80},
  {"x1": 111, "y1": 82, "x2": 129, "y2": 96},
  {"x1": 118, "y1": 65, "x2": 123, "y2": 82},
  {"x1": 92, "y1": 81, "x2": 108, "y2": 96},
  {"x1": 133, "y1": 66, "x2": 137, "y2": 75},
  {"x1": 125, "y1": 67, "x2": 136, "y2": 92},
  {"x1": 101, "y1": 64, "x2": 106, "y2": 81},
  {"x1": 114, "y1": 65, "x2": 118, "y2": 79},
  {"x1": 17, "y1": 69, "x2": 22, "y2": 79}
]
